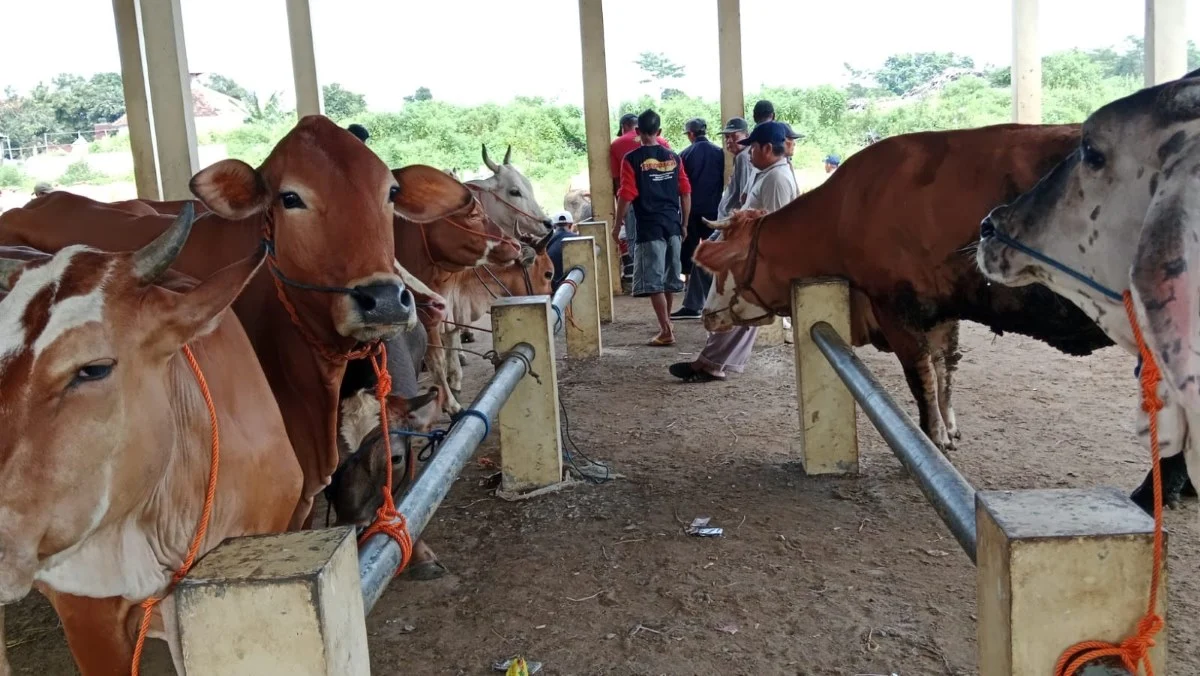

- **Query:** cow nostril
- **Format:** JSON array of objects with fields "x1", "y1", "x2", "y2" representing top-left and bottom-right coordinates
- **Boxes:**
[
  {"x1": 354, "y1": 291, "x2": 377, "y2": 311},
  {"x1": 980, "y1": 218, "x2": 996, "y2": 239},
  {"x1": 399, "y1": 288, "x2": 414, "y2": 311}
]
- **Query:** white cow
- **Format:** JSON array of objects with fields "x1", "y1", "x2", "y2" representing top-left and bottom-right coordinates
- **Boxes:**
[{"x1": 976, "y1": 69, "x2": 1200, "y2": 511}]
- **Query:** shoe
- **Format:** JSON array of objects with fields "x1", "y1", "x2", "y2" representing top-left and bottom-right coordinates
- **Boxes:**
[
  {"x1": 670, "y1": 308, "x2": 702, "y2": 320},
  {"x1": 668, "y1": 362, "x2": 725, "y2": 382}
]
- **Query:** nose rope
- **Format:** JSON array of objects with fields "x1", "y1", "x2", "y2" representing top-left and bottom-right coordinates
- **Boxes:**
[{"x1": 981, "y1": 224, "x2": 1123, "y2": 302}]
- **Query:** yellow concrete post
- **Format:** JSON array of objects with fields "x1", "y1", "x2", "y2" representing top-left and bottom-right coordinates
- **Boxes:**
[
  {"x1": 1011, "y1": 0, "x2": 1041, "y2": 123},
  {"x1": 111, "y1": 0, "x2": 160, "y2": 200},
  {"x1": 576, "y1": 221, "x2": 614, "y2": 322},
  {"x1": 491, "y1": 297, "x2": 563, "y2": 493},
  {"x1": 1145, "y1": 0, "x2": 1187, "y2": 86},
  {"x1": 175, "y1": 528, "x2": 369, "y2": 675},
  {"x1": 976, "y1": 488, "x2": 1166, "y2": 675},
  {"x1": 717, "y1": 0, "x2": 744, "y2": 182},
  {"x1": 138, "y1": 0, "x2": 198, "y2": 201},
  {"x1": 561, "y1": 236, "x2": 602, "y2": 358},
  {"x1": 577, "y1": 0, "x2": 622, "y2": 296},
  {"x1": 791, "y1": 278, "x2": 858, "y2": 474},
  {"x1": 286, "y1": 0, "x2": 323, "y2": 118}
]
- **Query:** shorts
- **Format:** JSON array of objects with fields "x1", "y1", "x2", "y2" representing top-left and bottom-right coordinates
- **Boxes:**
[{"x1": 632, "y1": 235, "x2": 683, "y2": 297}]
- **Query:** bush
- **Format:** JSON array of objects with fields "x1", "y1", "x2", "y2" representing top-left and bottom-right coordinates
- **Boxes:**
[
  {"x1": 0, "y1": 164, "x2": 26, "y2": 187},
  {"x1": 58, "y1": 161, "x2": 108, "y2": 186}
]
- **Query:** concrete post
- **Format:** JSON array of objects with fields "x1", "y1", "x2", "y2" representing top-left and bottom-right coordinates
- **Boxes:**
[
  {"x1": 286, "y1": 0, "x2": 323, "y2": 117},
  {"x1": 175, "y1": 528, "x2": 369, "y2": 675},
  {"x1": 561, "y1": 236, "x2": 602, "y2": 358},
  {"x1": 976, "y1": 487, "x2": 1165, "y2": 675},
  {"x1": 1145, "y1": 0, "x2": 1187, "y2": 86},
  {"x1": 577, "y1": 0, "x2": 622, "y2": 296},
  {"x1": 1011, "y1": 0, "x2": 1041, "y2": 124},
  {"x1": 717, "y1": 0, "x2": 744, "y2": 182},
  {"x1": 138, "y1": 0, "x2": 198, "y2": 201},
  {"x1": 491, "y1": 297, "x2": 563, "y2": 493},
  {"x1": 111, "y1": 0, "x2": 160, "y2": 200},
  {"x1": 575, "y1": 221, "x2": 614, "y2": 322},
  {"x1": 791, "y1": 278, "x2": 858, "y2": 474}
]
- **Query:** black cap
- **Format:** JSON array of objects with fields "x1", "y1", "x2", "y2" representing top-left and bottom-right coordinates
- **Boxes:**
[
  {"x1": 719, "y1": 117, "x2": 749, "y2": 135},
  {"x1": 619, "y1": 112, "x2": 637, "y2": 127},
  {"x1": 781, "y1": 122, "x2": 804, "y2": 140},
  {"x1": 738, "y1": 121, "x2": 788, "y2": 147},
  {"x1": 685, "y1": 118, "x2": 707, "y2": 134},
  {"x1": 752, "y1": 100, "x2": 775, "y2": 123}
]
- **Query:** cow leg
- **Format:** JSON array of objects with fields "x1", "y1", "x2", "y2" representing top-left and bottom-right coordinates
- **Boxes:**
[
  {"x1": 1131, "y1": 396, "x2": 1192, "y2": 512},
  {"x1": 423, "y1": 325, "x2": 463, "y2": 414},
  {"x1": 929, "y1": 321, "x2": 961, "y2": 444},
  {"x1": 875, "y1": 313, "x2": 950, "y2": 450},
  {"x1": 444, "y1": 327, "x2": 465, "y2": 396},
  {"x1": 403, "y1": 539, "x2": 449, "y2": 581},
  {"x1": 46, "y1": 591, "x2": 136, "y2": 676}
]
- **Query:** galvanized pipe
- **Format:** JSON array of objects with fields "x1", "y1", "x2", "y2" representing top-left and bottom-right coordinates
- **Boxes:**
[
  {"x1": 550, "y1": 265, "x2": 585, "y2": 336},
  {"x1": 358, "y1": 342, "x2": 536, "y2": 613},
  {"x1": 810, "y1": 321, "x2": 978, "y2": 561}
]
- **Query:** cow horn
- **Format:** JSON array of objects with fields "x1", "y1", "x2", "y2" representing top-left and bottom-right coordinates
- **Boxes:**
[
  {"x1": 0, "y1": 258, "x2": 29, "y2": 292},
  {"x1": 482, "y1": 144, "x2": 500, "y2": 174},
  {"x1": 134, "y1": 202, "x2": 196, "y2": 283},
  {"x1": 533, "y1": 231, "x2": 554, "y2": 254},
  {"x1": 703, "y1": 216, "x2": 731, "y2": 230},
  {"x1": 503, "y1": 145, "x2": 513, "y2": 165}
]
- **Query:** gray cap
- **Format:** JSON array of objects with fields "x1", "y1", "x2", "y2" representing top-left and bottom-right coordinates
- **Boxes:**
[
  {"x1": 685, "y1": 117, "x2": 707, "y2": 134},
  {"x1": 719, "y1": 117, "x2": 749, "y2": 135},
  {"x1": 32, "y1": 181, "x2": 52, "y2": 195}
]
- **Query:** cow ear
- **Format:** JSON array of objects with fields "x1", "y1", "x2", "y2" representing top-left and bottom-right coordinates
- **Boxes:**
[
  {"x1": 692, "y1": 240, "x2": 746, "y2": 275},
  {"x1": 144, "y1": 250, "x2": 265, "y2": 356},
  {"x1": 1156, "y1": 78, "x2": 1200, "y2": 123},
  {"x1": 391, "y1": 165, "x2": 473, "y2": 223},
  {"x1": 189, "y1": 159, "x2": 271, "y2": 220},
  {"x1": 1130, "y1": 178, "x2": 1200, "y2": 409}
]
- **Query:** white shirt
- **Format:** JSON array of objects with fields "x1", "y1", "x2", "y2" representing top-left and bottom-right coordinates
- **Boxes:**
[{"x1": 744, "y1": 158, "x2": 798, "y2": 214}]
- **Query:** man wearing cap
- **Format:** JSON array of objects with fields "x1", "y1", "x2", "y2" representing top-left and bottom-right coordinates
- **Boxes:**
[
  {"x1": 671, "y1": 117, "x2": 724, "y2": 320},
  {"x1": 610, "y1": 112, "x2": 672, "y2": 292},
  {"x1": 669, "y1": 121, "x2": 797, "y2": 382},
  {"x1": 824, "y1": 154, "x2": 841, "y2": 173},
  {"x1": 347, "y1": 124, "x2": 370, "y2": 143},
  {"x1": 615, "y1": 109, "x2": 691, "y2": 347},
  {"x1": 545, "y1": 210, "x2": 578, "y2": 291},
  {"x1": 31, "y1": 182, "x2": 53, "y2": 199}
]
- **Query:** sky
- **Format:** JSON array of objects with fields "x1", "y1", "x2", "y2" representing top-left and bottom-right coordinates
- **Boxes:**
[{"x1": 1, "y1": 0, "x2": 1199, "y2": 112}]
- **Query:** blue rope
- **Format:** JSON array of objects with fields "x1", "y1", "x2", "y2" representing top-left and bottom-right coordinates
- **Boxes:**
[
  {"x1": 389, "y1": 428, "x2": 447, "y2": 442},
  {"x1": 452, "y1": 408, "x2": 491, "y2": 439},
  {"x1": 987, "y1": 230, "x2": 1123, "y2": 302},
  {"x1": 551, "y1": 304, "x2": 564, "y2": 334}
]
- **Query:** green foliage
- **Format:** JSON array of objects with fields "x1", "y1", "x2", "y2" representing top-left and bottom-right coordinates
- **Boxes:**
[
  {"x1": 404, "y1": 87, "x2": 433, "y2": 103},
  {"x1": 873, "y1": 52, "x2": 975, "y2": 95},
  {"x1": 322, "y1": 83, "x2": 366, "y2": 121},
  {"x1": 0, "y1": 164, "x2": 26, "y2": 187},
  {"x1": 58, "y1": 160, "x2": 107, "y2": 186},
  {"x1": 635, "y1": 52, "x2": 686, "y2": 85},
  {"x1": 205, "y1": 74, "x2": 254, "y2": 103}
]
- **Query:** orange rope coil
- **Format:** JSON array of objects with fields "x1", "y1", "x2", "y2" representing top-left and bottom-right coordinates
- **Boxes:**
[{"x1": 1053, "y1": 291, "x2": 1166, "y2": 676}]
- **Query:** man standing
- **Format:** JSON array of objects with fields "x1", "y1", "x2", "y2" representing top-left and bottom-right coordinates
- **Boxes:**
[
  {"x1": 668, "y1": 121, "x2": 797, "y2": 382},
  {"x1": 752, "y1": 100, "x2": 775, "y2": 124},
  {"x1": 545, "y1": 210, "x2": 578, "y2": 291},
  {"x1": 824, "y1": 154, "x2": 841, "y2": 173},
  {"x1": 611, "y1": 112, "x2": 671, "y2": 292},
  {"x1": 615, "y1": 109, "x2": 691, "y2": 347},
  {"x1": 671, "y1": 117, "x2": 724, "y2": 320}
]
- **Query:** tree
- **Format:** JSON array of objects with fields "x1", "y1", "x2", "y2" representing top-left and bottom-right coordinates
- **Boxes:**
[
  {"x1": 404, "y1": 87, "x2": 433, "y2": 103},
  {"x1": 205, "y1": 74, "x2": 255, "y2": 103},
  {"x1": 874, "y1": 52, "x2": 975, "y2": 95},
  {"x1": 322, "y1": 82, "x2": 366, "y2": 120},
  {"x1": 245, "y1": 91, "x2": 290, "y2": 124},
  {"x1": 49, "y1": 72, "x2": 125, "y2": 131},
  {"x1": 635, "y1": 52, "x2": 685, "y2": 85},
  {"x1": 0, "y1": 84, "x2": 59, "y2": 155}
]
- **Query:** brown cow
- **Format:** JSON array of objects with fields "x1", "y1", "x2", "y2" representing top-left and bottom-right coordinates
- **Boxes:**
[
  {"x1": 694, "y1": 123, "x2": 1113, "y2": 450},
  {"x1": 0, "y1": 116, "x2": 464, "y2": 529},
  {"x1": 0, "y1": 206, "x2": 302, "y2": 674}
]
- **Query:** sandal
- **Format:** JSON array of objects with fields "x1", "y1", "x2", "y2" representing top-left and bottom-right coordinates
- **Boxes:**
[
  {"x1": 669, "y1": 362, "x2": 725, "y2": 382},
  {"x1": 647, "y1": 335, "x2": 676, "y2": 347}
]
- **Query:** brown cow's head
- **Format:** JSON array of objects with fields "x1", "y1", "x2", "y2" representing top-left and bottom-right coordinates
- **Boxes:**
[
  {"x1": 190, "y1": 115, "x2": 451, "y2": 344},
  {"x1": 692, "y1": 209, "x2": 775, "y2": 332},
  {"x1": 391, "y1": 167, "x2": 522, "y2": 269},
  {"x1": 0, "y1": 206, "x2": 261, "y2": 602}
]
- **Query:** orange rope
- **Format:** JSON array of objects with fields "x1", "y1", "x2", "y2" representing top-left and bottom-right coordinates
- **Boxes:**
[
  {"x1": 1053, "y1": 290, "x2": 1166, "y2": 676},
  {"x1": 131, "y1": 345, "x2": 219, "y2": 676}
]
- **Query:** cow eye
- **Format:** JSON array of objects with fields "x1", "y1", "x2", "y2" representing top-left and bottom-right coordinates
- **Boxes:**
[
  {"x1": 508, "y1": 188, "x2": 521, "y2": 197},
  {"x1": 70, "y1": 360, "x2": 115, "y2": 387},
  {"x1": 279, "y1": 191, "x2": 306, "y2": 209},
  {"x1": 1081, "y1": 141, "x2": 1106, "y2": 170},
  {"x1": 544, "y1": 271, "x2": 553, "y2": 280},
  {"x1": 389, "y1": 185, "x2": 401, "y2": 202}
]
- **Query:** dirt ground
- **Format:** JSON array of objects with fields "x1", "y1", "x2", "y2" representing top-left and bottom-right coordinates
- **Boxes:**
[{"x1": 7, "y1": 295, "x2": 1200, "y2": 675}]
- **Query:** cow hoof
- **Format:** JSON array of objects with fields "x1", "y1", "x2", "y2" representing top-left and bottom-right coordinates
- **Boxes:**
[{"x1": 403, "y1": 560, "x2": 449, "y2": 581}]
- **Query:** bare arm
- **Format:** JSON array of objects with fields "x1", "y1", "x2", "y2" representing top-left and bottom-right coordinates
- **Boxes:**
[
  {"x1": 680, "y1": 193, "x2": 691, "y2": 240},
  {"x1": 614, "y1": 197, "x2": 630, "y2": 242}
]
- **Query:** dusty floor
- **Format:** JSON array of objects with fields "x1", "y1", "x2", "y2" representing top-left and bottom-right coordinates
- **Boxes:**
[{"x1": 7, "y1": 295, "x2": 1199, "y2": 675}]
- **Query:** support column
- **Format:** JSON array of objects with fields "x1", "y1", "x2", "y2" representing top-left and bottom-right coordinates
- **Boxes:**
[
  {"x1": 111, "y1": 0, "x2": 160, "y2": 200},
  {"x1": 1145, "y1": 0, "x2": 1187, "y2": 86},
  {"x1": 977, "y1": 488, "x2": 1165, "y2": 675},
  {"x1": 717, "y1": 0, "x2": 744, "y2": 181},
  {"x1": 576, "y1": 221, "x2": 614, "y2": 321},
  {"x1": 791, "y1": 279, "x2": 858, "y2": 474},
  {"x1": 578, "y1": 0, "x2": 622, "y2": 296},
  {"x1": 175, "y1": 528, "x2": 369, "y2": 675},
  {"x1": 139, "y1": 0, "x2": 198, "y2": 200},
  {"x1": 561, "y1": 237, "x2": 602, "y2": 358},
  {"x1": 286, "y1": 0, "x2": 323, "y2": 118},
  {"x1": 491, "y1": 297, "x2": 563, "y2": 493},
  {"x1": 1011, "y1": 0, "x2": 1041, "y2": 123}
]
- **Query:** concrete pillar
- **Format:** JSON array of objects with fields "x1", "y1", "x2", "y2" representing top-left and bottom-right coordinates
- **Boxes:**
[
  {"x1": 717, "y1": 0, "x2": 744, "y2": 181},
  {"x1": 977, "y1": 488, "x2": 1165, "y2": 675},
  {"x1": 561, "y1": 236, "x2": 602, "y2": 358},
  {"x1": 1011, "y1": 0, "x2": 1041, "y2": 123},
  {"x1": 138, "y1": 0, "x2": 198, "y2": 201},
  {"x1": 491, "y1": 296, "x2": 564, "y2": 493},
  {"x1": 791, "y1": 279, "x2": 858, "y2": 474},
  {"x1": 286, "y1": 0, "x2": 323, "y2": 117},
  {"x1": 577, "y1": 0, "x2": 622, "y2": 296},
  {"x1": 575, "y1": 221, "x2": 614, "y2": 322},
  {"x1": 1145, "y1": 0, "x2": 1187, "y2": 86},
  {"x1": 175, "y1": 528, "x2": 369, "y2": 675},
  {"x1": 111, "y1": 0, "x2": 160, "y2": 200}
]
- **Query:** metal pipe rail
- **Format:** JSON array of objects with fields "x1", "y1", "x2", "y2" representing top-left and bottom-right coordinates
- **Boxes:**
[
  {"x1": 358, "y1": 341, "x2": 535, "y2": 613},
  {"x1": 810, "y1": 321, "x2": 978, "y2": 561},
  {"x1": 550, "y1": 265, "x2": 585, "y2": 336}
]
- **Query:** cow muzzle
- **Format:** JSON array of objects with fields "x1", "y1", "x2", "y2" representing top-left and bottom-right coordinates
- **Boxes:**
[{"x1": 338, "y1": 275, "x2": 416, "y2": 340}]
